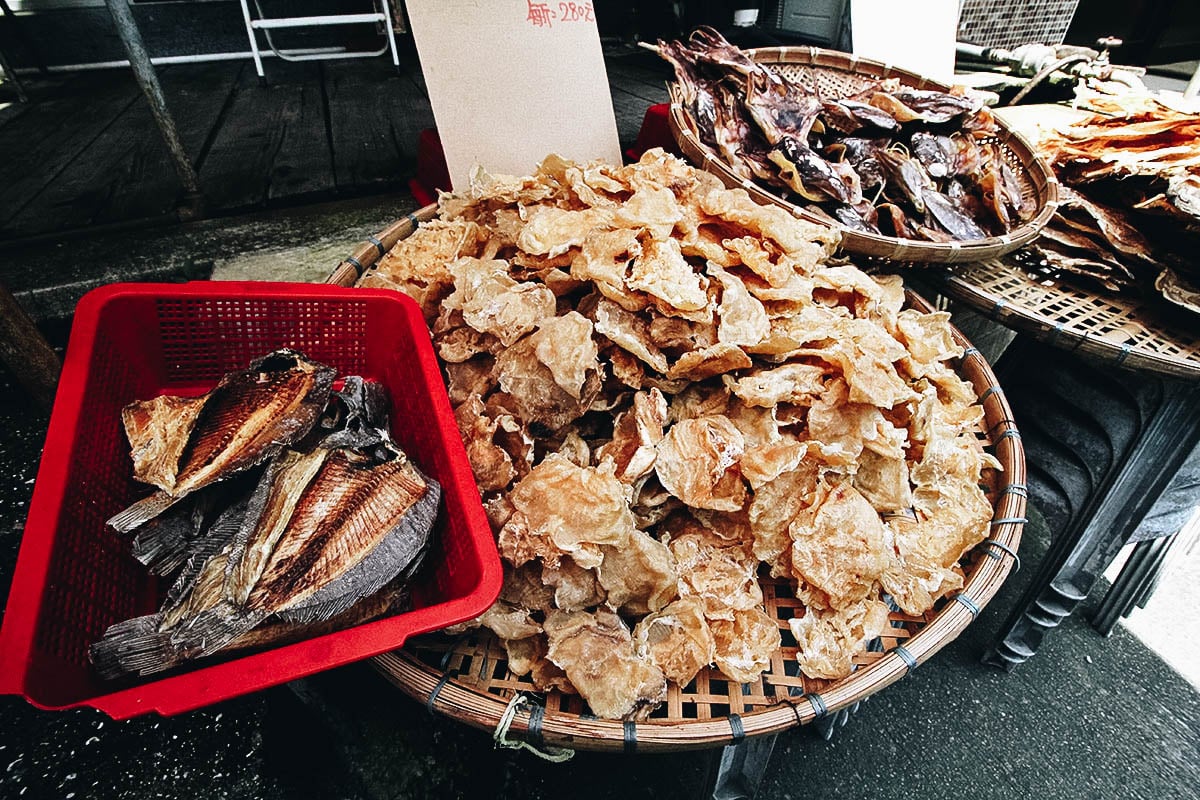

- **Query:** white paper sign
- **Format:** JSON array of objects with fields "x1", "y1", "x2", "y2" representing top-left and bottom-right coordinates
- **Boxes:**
[
  {"x1": 405, "y1": 0, "x2": 622, "y2": 190},
  {"x1": 850, "y1": 0, "x2": 959, "y2": 84}
]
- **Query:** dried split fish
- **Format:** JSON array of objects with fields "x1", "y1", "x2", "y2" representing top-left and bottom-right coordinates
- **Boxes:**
[
  {"x1": 653, "y1": 28, "x2": 1026, "y2": 243},
  {"x1": 91, "y1": 356, "x2": 440, "y2": 679},
  {"x1": 108, "y1": 350, "x2": 336, "y2": 534}
]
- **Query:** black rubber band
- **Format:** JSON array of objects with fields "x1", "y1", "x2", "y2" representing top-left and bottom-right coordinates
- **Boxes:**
[
  {"x1": 962, "y1": 347, "x2": 981, "y2": 359},
  {"x1": 406, "y1": 211, "x2": 423, "y2": 230},
  {"x1": 345, "y1": 254, "x2": 365, "y2": 277},
  {"x1": 991, "y1": 516, "x2": 1027, "y2": 527},
  {"x1": 1000, "y1": 483, "x2": 1028, "y2": 497},
  {"x1": 893, "y1": 645, "x2": 918, "y2": 673},
  {"x1": 527, "y1": 702, "x2": 545, "y2": 745},
  {"x1": 1115, "y1": 342, "x2": 1133, "y2": 367},
  {"x1": 1048, "y1": 321, "x2": 1065, "y2": 346},
  {"x1": 954, "y1": 593, "x2": 981, "y2": 618},
  {"x1": 996, "y1": 429, "x2": 1021, "y2": 441},
  {"x1": 983, "y1": 539, "x2": 1022, "y2": 572},
  {"x1": 366, "y1": 234, "x2": 386, "y2": 258},
  {"x1": 987, "y1": 417, "x2": 1018, "y2": 436},
  {"x1": 623, "y1": 721, "x2": 638, "y2": 754},
  {"x1": 728, "y1": 713, "x2": 745, "y2": 744},
  {"x1": 426, "y1": 672, "x2": 452, "y2": 715},
  {"x1": 808, "y1": 693, "x2": 828, "y2": 719},
  {"x1": 990, "y1": 298, "x2": 1008, "y2": 315}
]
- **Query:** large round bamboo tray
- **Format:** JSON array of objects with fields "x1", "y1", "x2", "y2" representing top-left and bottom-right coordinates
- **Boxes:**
[
  {"x1": 667, "y1": 46, "x2": 1059, "y2": 264},
  {"x1": 932, "y1": 253, "x2": 1200, "y2": 380},
  {"x1": 326, "y1": 207, "x2": 1027, "y2": 752}
]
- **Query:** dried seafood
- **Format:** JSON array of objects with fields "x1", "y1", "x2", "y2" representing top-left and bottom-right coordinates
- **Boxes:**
[
  {"x1": 91, "y1": 357, "x2": 440, "y2": 679},
  {"x1": 652, "y1": 27, "x2": 1030, "y2": 243},
  {"x1": 1024, "y1": 93, "x2": 1200, "y2": 316},
  {"x1": 368, "y1": 149, "x2": 998, "y2": 720}
]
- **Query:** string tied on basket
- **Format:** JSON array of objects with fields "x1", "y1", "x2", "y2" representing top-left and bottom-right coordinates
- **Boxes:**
[{"x1": 493, "y1": 692, "x2": 575, "y2": 763}]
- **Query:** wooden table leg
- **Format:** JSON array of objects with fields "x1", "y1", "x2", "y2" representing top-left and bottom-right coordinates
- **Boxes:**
[
  {"x1": 984, "y1": 378, "x2": 1200, "y2": 670},
  {"x1": 0, "y1": 283, "x2": 60, "y2": 409}
]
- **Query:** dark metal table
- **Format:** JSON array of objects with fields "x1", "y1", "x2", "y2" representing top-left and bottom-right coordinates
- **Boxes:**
[{"x1": 928, "y1": 255, "x2": 1200, "y2": 669}]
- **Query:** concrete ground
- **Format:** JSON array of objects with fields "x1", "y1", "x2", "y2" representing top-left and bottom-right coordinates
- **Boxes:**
[{"x1": 1, "y1": 195, "x2": 1198, "y2": 799}]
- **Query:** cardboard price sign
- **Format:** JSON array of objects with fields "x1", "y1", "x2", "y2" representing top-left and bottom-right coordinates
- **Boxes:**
[{"x1": 406, "y1": 0, "x2": 622, "y2": 190}]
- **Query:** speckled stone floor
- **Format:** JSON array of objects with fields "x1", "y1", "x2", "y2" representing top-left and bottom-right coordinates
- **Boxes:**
[{"x1": 1, "y1": 197, "x2": 1198, "y2": 800}]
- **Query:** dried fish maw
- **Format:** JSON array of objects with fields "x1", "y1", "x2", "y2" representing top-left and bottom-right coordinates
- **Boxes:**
[
  {"x1": 444, "y1": 356, "x2": 496, "y2": 406},
  {"x1": 894, "y1": 309, "x2": 962, "y2": 370},
  {"x1": 880, "y1": 515, "x2": 964, "y2": 616},
  {"x1": 633, "y1": 596, "x2": 715, "y2": 686},
  {"x1": 711, "y1": 607, "x2": 781, "y2": 684},
  {"x1": 518, "y1": 206, "x2": 615, "y2": 258},
  {"x1": 709, "y1": 263, "x2": 771, "y2": 347},
  {"x1": 669, "y1": 530, "x2": 762, "y2": 621},
  {"x1": 110, "y1": 350, "x2": 336, "y2": 534},
  {"x1": 748, "y1": 462, "x2": 821, "y2": 575},
  {"x1": 572, "y1": 228, "x2": 641, "y2": 303},
  {"x1": 911, "y1": 474, "x2": 993, "y2": 569},
  {"x1": 788, "y1": 597, "x2": 890, "y2": 680},
  {"x1": 613, "y1": 185, "x2": 684, "y2": 240},
  {"x1": 504, "y1": 634, "x2": 545, "y2": 678},
  {"x1": 508, "y1": 454, "x2": 635, "y2": 570},
  {"x1": 592, "y1": 298, "x2": 670, "y2": 374},
  {"x1": 445, "y1": 257, "x2": 557, "y2": 346},
  {"x1": 699, "y1": 186, "x2": 838, "y2": 260},
  {"x1": 740, "y1": 437, "x2": 810, "y2": 490},
  {"x1": 477, "y1": 600, "x2": 543, "y2": 640},
  {"x1": 372, "y1": 219, "x2": 485, "y2": 320},
  {"x1": 500, "y1": 562, "x2": 556, "y2": 611},
  {"x1": 666, "y1": 343, "x2": 752, "y2": 381},
  {"x1": 455, "y1": 396, "x2": 517, "y2": 494},
  {"x1": 596, "y1": 389, "x2": 668, "y2": 484},
  {"x1": 853, "y1": 448, "x2": 913, "y2": 513},
  {"x1": 498, "y1": 510, "x2": 557, "y2": 568},
  {"x1": 789, "y1": 482, "x2": 888, "y2": 611},
  {"x1": 793, "y1": 318, "x2": 913, "y2": 408},
  {"x1": 544, "y1": 607, "x2": 667, "y2": 720},
  {"x1": 542, "y1": 556, "x2": 606, "y2": 612},
  {"x1": 723, "y1": 362, "x2": 828, "y2": 408},
  {"x1": 628, "y1": 237, "x2": 710, "y2": 313},
  {"x1": 723, "y1": 236, "x2": 795, "y2": 287},
  {"x1": 807, "y1": 378, "x2": 908, "y2": 462},
  {"x1": 495, "y1": 328, "x2": 601, "y2": 434},
  {"x1": 668, "y1": 382, "x2": 731, "y2": 423},
  {"x1": 655, "y1": 416, "x2": 747, "y2": 511},
  {"x1": 597, "y1": 529, "x2": 678, "y2": 615},
  {"x1": 530, "y1": 311, "x2": 600, "y2": 401}
]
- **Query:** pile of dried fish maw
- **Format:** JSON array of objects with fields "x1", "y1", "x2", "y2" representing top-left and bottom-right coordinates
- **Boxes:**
[
  {"x1": 1026, "y1": 93, "x2": 1200, "y2": 311},
  {"x1": 361, "y1": 149, "x2": 997, "y2": 721},
  {"x1": 91, "y1": 352, "x2": 440, "y2": 679},
  {"x1": 654, "y1": 28, "x2": 1032, "y2": 243}
]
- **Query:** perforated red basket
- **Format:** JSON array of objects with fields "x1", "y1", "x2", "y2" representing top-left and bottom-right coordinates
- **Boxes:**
[{"x1": 0, "y1": 282, "x2": 502, "y2": 720}]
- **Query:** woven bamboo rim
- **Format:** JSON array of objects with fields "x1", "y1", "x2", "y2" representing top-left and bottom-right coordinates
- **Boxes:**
[
  {"x1": 666, "y1": 46, "x2": 1060, "y2": 265},
  {"x1": 327, "y1": 208, "x2": 1027, "y2": 752},
  {"x1": 932, "y1": 255, "x2": 1200, "y2": 380}
]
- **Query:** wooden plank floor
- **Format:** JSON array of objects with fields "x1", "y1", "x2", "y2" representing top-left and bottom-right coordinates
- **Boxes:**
[{"x1": 0, "y1": 48, "x2": 669, "y2": 243}]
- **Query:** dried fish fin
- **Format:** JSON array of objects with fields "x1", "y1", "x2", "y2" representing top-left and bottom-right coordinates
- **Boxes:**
[
  {"x1": 107, "y1": 491, "x2": 185, "y2": 536},
  {"x1": 88, "y1": 613, "x2": 177, "y2": 680},
  {"x1": 128, "y1": 504, "x2": 196, "y2": 576}
]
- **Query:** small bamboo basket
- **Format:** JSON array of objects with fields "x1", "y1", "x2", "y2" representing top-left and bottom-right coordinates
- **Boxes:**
[
  {"x1": 326, "y1": 208, "x2": 1027, "y2": 752},
  {"x1": 667, "y1": 46, "x2": 1059, "y2": 265}
]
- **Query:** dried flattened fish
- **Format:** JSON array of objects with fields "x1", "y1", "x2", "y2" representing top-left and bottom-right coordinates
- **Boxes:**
[{"x1": 109, "y1": 350, "x2": 336, "y2": 534}]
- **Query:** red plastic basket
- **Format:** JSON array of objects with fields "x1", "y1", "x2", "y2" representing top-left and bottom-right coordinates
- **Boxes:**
[{"x1": 0, "y1": 282, "x2": 502, "y2": 720}]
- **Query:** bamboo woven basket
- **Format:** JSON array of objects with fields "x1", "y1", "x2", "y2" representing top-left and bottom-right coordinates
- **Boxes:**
[
  {"x1": 667, "y1": 46, "x2": 1060, "y2": 264},
  {"x1": 326, "y1": 207, "x2": 1027, "y2": 752}
]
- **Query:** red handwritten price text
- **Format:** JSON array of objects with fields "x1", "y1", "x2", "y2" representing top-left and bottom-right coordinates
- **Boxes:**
[{"x1": 526, "y1": 1, "x2": 594, "y2": 28}]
